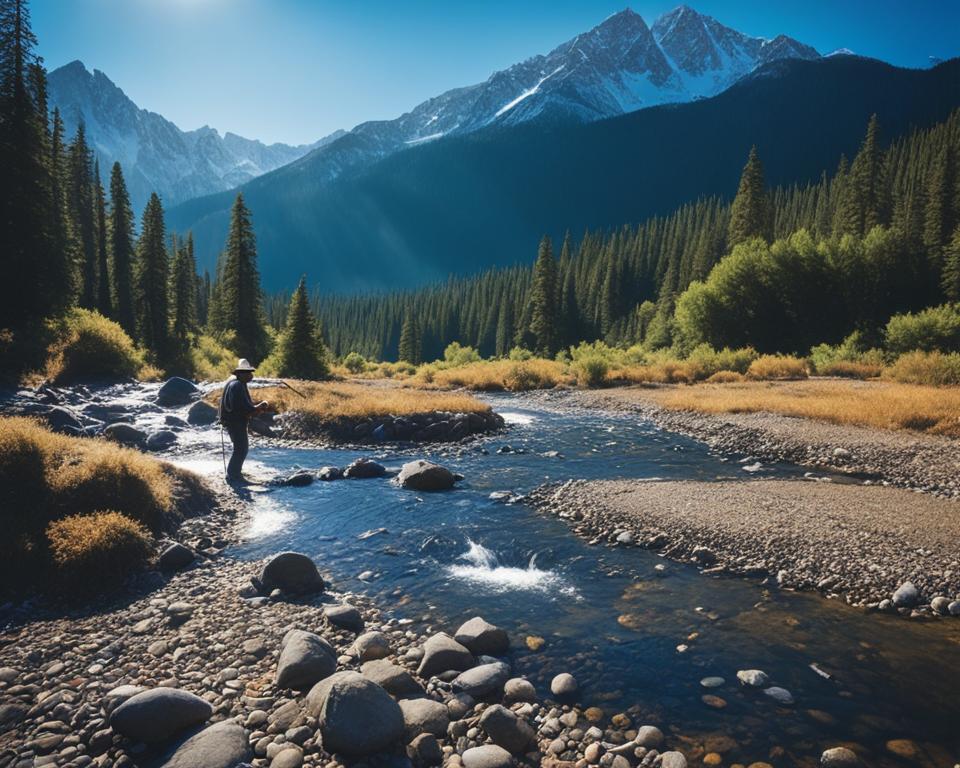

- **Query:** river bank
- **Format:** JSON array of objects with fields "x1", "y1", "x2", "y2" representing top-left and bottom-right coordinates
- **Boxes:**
[
  {"x1": 528, "y1": 479, "x2": 960, "y2": 615},
  {"x1": 525, "y1": 386, "x2": 960, "y2": 498}
]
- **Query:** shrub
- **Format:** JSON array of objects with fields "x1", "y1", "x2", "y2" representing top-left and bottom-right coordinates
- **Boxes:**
[
  {"x1": 343, "y1": 351, "x2": 367, "y2": 374},
  {"x1": 443, "y1": 342, "x2": 481, "y2": 367},
  {"x1": 574, "y1": 356, "x2": 609, "y2": 387},
  {"x1": 885, "y1": 351, "x2": 960, "y2": 386},
  {"x1": 508, "y1": 346, "x2": 534, "y2": 361},
  {"x1": 503, "y1": 362, "x2": 545, "y2": 391},
  {"x1": 705, "y1": 370, "x2": 745, "y2": 383},
  {"x1": 816, "y1": 360, "x2": 883, "y2": 379},
  {"x1": 46, "y1": 309, "x2": 143, "y2": 384},
  {"x1": 885, "y1": 304, "x2": 960, "y2": 354},
  {"x1": 189, "y1": 334, "x2": 236, "y2": 381},
  {"x1": 47, "y1": 511, "x2": 154, "y2": 588},
  {"x1": 747, "y1": 355, "x2": 809, "y2": 380}
]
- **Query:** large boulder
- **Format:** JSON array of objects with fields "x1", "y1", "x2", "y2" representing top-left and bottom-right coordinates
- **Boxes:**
[
  {"x1": 110, "y1": 687, "x2": 212, "y2": 743},
  {"x1": 259, "y1": 552, "x2": 324, "y2": 594},
  {"x1": 305, "y1": 671, "x2": 404, "y2": 756},
  {"x1": 479, "y1": 704, "x2": 535, "y2": 754},
  {"x1": 186, "y1": 400, "x2": 218, "y2": 425},
  {"x1": 324, "y1": 603, "x2": 364, "y2": 633},
  {"x1": 103, "y1": 422, "x2": 147, "y2": 448},
  {"x1": 821, "y1": 747, "x2": 861, "y2": 768},
  {"x1": 281, "y1": 471, "x2": 315, "y2": 487},
  {"x1": 42, "y1": 406, "x2": 84, "y2": 434},
  {"x1": 158, "y1": 543, "x2": 195, "y2": 572},
  {"x1": 398, "y1": 698, "x2": 450, "y2": 739},
  {"x1": 276, "y1": 630, "x2": 337, "y2": 690},
  {"x1": 417, "y1": 633, "x2": 474, "y2": 678},
  {"x1": 892, "y1": 581, "x2": 920, "y2": 608},
  {"x1": 451, "y1": 662, "x2": 511, "y2": 698},
  {"x1": 454, "y1": 617, "x2": 509, "y2": 655},
  {"x1": 156, "y1": 377, "x2": 200, "y2": 407},
  {"x1": 361, "y1": 659, "x2": 422, "y2": 697},
  {"x1": 343, "y1": 458, "x2": 386, "y2": 479},
  {"x1": 396, "y1": 460, "x2": 458, "y2": 491},
  {"x1": 159, "y1": 721, "x2": 251, "y2": 768},
  {"x1": 550, "y1": 673, "x2": 578, "y2": 696},
  {"x1": 146, "y1": 430, "x2": 177, "y2": 451}
]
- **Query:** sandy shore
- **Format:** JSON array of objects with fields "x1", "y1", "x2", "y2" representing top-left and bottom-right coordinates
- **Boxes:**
[
  {"x1": 529, "y1": 387, "x2": 960, "y2": 498},
  {"x1": 529, "y1": 478, "x2": 960, "y2": 613}
]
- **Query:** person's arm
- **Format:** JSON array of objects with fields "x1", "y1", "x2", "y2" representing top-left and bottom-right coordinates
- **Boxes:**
[{"x1": 240, "y1": 383, "x2": 270, "y2": 414}]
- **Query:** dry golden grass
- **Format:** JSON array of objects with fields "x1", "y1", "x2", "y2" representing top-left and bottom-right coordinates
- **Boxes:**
[
  {"x1": 417, "y1": 359, "x2": 573, "y2": 391},
  {"x1": 213, "y1": 379, "x2": 493, "y2": 421},
  {"x1": 47, "y1": 510, "x2": 154, "y2": 586},
  {"x1": 746, "y1": 354, "x2": 809, "y2": 380},
  {"x1": 643, "y1": 379, "x2": 960, "y2": 437},
  {"x1": 816, "y1": 360, "x2": 883, "y2": 379}
]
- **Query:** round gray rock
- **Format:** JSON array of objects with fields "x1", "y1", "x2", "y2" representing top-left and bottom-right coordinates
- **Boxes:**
[
  {"x1": 478, "y1": 704, "x2": 535, "y2": 754},
  {"x1": 892, "y1": 581, "x2": 920, "y2": 608},
  {"x1": 821, "y1": 747, "x2": 860, "y2": 768},
  {"x1": 260, "y1": 552, "x2": 324, "y2": 594},
  {"x1": 462, "y1": 744, "x2": 514, "y2": 768},
  {"x1": 103, "y1": 422, "x2": 147, "y2": 448},
  {"x1": 110, "y1": 687, "x2": 212, "y2": 743},
  {"x1": 344, "y1": 458, "x2": 386, "y2": 479},
  {"x1": 417, "y1": 633, "x2": 474, "y2": 678},
  {"x1": 276, "y1": 629, "x2": 337, "y2": 690},
  {"x1": 452, "y1": 661, "x2": 511, "y2": 698},
  {"x1": 550, "y1": 672, "x2": 578, "y2": 697},
  {"x1": 635, "y1": 725, "x2": 664, "y2": 748},
  {"x1": 361, "y1": 659, "x2": 422, "y2": 696},
  {"x1": 158, "y1": 542, "x2": 195, "y2": 572},
  {"x1": 503, "y1": 678, "x2": 536, "y2": 703},
  {"x1": 158, "y1": 721, "x2": 251, "y2": 768},
  {"x1": 454, "y1": 616, "x2": 509, "y2": 655},
  {"x1": 736, "y1": 669, "x2": 769, "y2": 687},
  {"x1": 305, "y1": 671, "x2": 404, "y2": 756},
  {"x1": 660, "y1": 752, "x2": 687, "y2": 768},
  {"x1": 186, "y1": 400, "x2": 217, "y2": 425},
  {"x1": 156, "y1": 377, "x2": 200, "y2": 407},
  {"x1": 350, "y1": 631, "x2": 392, "y2": 662},
  {"x1": 325, "y1": 603, "x2": 364, "y2": 633},
  {"x1": 398, "y1": 698, "x2": 450, "y2": 738},
  {"x1": 396, "y1": 460, "x2": 457, "y2": 491},
  {"x1": 146, "y1": 429, "x2": 177, "y2": 451}
]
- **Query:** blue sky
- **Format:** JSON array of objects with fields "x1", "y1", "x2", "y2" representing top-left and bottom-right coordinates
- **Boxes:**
[{"x1": 32, "y1": 0, "x2": 960, "y2": 146}]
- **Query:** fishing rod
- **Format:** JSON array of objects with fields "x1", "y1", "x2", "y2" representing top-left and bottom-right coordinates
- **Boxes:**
[{"x1": 276, "y1": 380, "x2": 307, "y2": 398}]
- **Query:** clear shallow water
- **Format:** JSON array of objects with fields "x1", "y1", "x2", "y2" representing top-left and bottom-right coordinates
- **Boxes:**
[{"x1": 169, "y1": 395, "x2": 960, "y2": 766}]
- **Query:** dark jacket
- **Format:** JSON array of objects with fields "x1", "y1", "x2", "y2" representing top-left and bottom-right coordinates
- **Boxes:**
[{"x1": 218, "y1": 378, "x2": 256, "y2": 425}]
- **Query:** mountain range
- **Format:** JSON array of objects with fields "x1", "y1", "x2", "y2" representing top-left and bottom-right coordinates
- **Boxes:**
[
  {"x1": 168, "y1": 56, "x2": 960, "y2": 291},
  {"x1": 46, "y1": 61, "x2": 344, "y2": 212},
  {"x1": 48, "y1": 6, "x2": 818, "y2": 213}
]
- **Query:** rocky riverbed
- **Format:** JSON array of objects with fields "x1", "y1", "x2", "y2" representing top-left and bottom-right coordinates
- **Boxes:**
[
  {"x1": 525, "y1": 388, "x2": 960, "y2": 498},
  {"x1": 0, "y1": 482, "x2": 696, "y2": 768}
]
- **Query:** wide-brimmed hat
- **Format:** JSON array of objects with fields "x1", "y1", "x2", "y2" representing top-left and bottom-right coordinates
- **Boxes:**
[{"x1": 234, "y1": 358, "x2": 256, "y2": 373}]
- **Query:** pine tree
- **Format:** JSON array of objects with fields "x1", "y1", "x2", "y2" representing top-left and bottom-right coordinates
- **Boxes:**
[
  {"x1": 49, "y1": 107, "x2": 75, "y2": 304},
  {"x1": 528, "y1": 235, "x2": 559, "y2": 356},
  {"x1": 850, "y1": 114, "x2": 888, "y2": 234},
  {"x1": 135, "y1": 193, "x2": 169, "y2": 362},
  {"x1": 0, "y1": 0, "x2": 64, "y2": 341},
  {"x1": 170, "y1": 232, "x2": 198, "y2": 342},
  {"x1": 495, "y1": 299, "x2": 514, "y2": 357},
  {"x1": 218, "y1": 194, "x2": 269, "y2": 362},
  {"x1": 93, "y1": 160, "x2": 112, "y2": 317},
  {"x1": 67, "y1": 122, "x2": 97, "y2": 309},
  {"x1": 108, "y1": 162, "x2": 136, "y2": 336},
  {"x1": 398, "y1": 311, "x2": 421, "y2": 364},
  {"x1": 924, "y1": 146, "x2": 955, "y2": 256},
  {"x1": 728, "y1": 146, "x2": 770, "y2": 247},
  {"x1": 942, "y1": 226, "x2": 960, "y2": 302},
  {"x1": 275, "y1": 276, "x2": 328, "y2": 379}
]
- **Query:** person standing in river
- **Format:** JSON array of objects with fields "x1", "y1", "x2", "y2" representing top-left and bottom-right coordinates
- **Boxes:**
[{"x1": 218, "y1": 359, "x2": 270, "y2": 483}]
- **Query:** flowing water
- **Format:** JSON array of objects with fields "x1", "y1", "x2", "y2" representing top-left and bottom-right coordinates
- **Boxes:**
[{"x1": 163, "y1": 393, "x2": 960, "y2": 766}]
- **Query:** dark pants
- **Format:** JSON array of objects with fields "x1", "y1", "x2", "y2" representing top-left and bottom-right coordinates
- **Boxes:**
[{"x1": 225, "y1": 420, "x2": 249, "y2": 479}]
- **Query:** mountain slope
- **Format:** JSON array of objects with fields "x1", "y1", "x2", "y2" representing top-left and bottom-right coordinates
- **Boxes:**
[
  {"x1": 239, "y1": 7, "x2": 817, "y2": 195},
  {"x1": 46, "y1": 60, "x2": 342, "y2": 211},
  {"x1": 169, "y1": 56, "x2": 960, "y2": 292}
]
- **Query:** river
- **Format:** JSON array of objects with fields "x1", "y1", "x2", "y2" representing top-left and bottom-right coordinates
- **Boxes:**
[{"x1": 160, "y1": 393, "x2": 959, "y2": 766}]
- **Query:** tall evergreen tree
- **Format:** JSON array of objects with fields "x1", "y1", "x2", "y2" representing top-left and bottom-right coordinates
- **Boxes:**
[
  {"x1": 67, "y1": 122, "x2": 97, "y2": 309},
  {"x1": 495, "y1": 298, "x2": 514, "y2": 357},
  {"x1": 942, "y1": 226, "x2": 960, "y2": 302},
  {"x1": 849, "y1": 114, "x2": 888, "y2": 235},
  {"x1": 48, "y1": 107, "x2": 74, "y2": 303},
  {"x1": 274, "y1": 276, "x2": 328, "y2": 379},
  {"x1": 528, "y1": 235, "x2": 559, "y2": 356},
  {"x1": 93, "y1": 160, "x2": 112, "y2": 317},
  {"x1": 169, "y1": 232, "x2": 198, "y2": 343},
  {"x1": 108, "y1": 162, "x2": 136, "y2": 336},
  {"x1": 0, "y1": 0, "x2": 64, "y2": 341},
  {"x1": 134, "y1": 193, "x2": 169, "y2": 362},
  {"x1": 218, "y1": 194, "x2": 269, "y2": 361},
  {"x1": 398, "y1": 311, "x2": 421, "y2": 364},
  {"x1": 727, "y1": 146, "x2": 770, "y2": 247}
]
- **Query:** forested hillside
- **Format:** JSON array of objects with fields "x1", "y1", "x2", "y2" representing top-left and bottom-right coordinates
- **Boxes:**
[
  {"x1": 172, "y1": 55, "x2": 960, "y2": 291},
  {"x1": 286, "y1": 110, "x2": 960, "y2": 361}
]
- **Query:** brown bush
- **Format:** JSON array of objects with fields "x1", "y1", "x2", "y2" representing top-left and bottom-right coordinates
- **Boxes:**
[
  {"x1": 705, "y1": 370, "x2": 746, "y2": 383},
  {"x1": 747, "y1": 355, "x2": 809, "y2": 380},
  {"x1": 47, "y1": 511, "x2": 154, "y2": 588}
]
